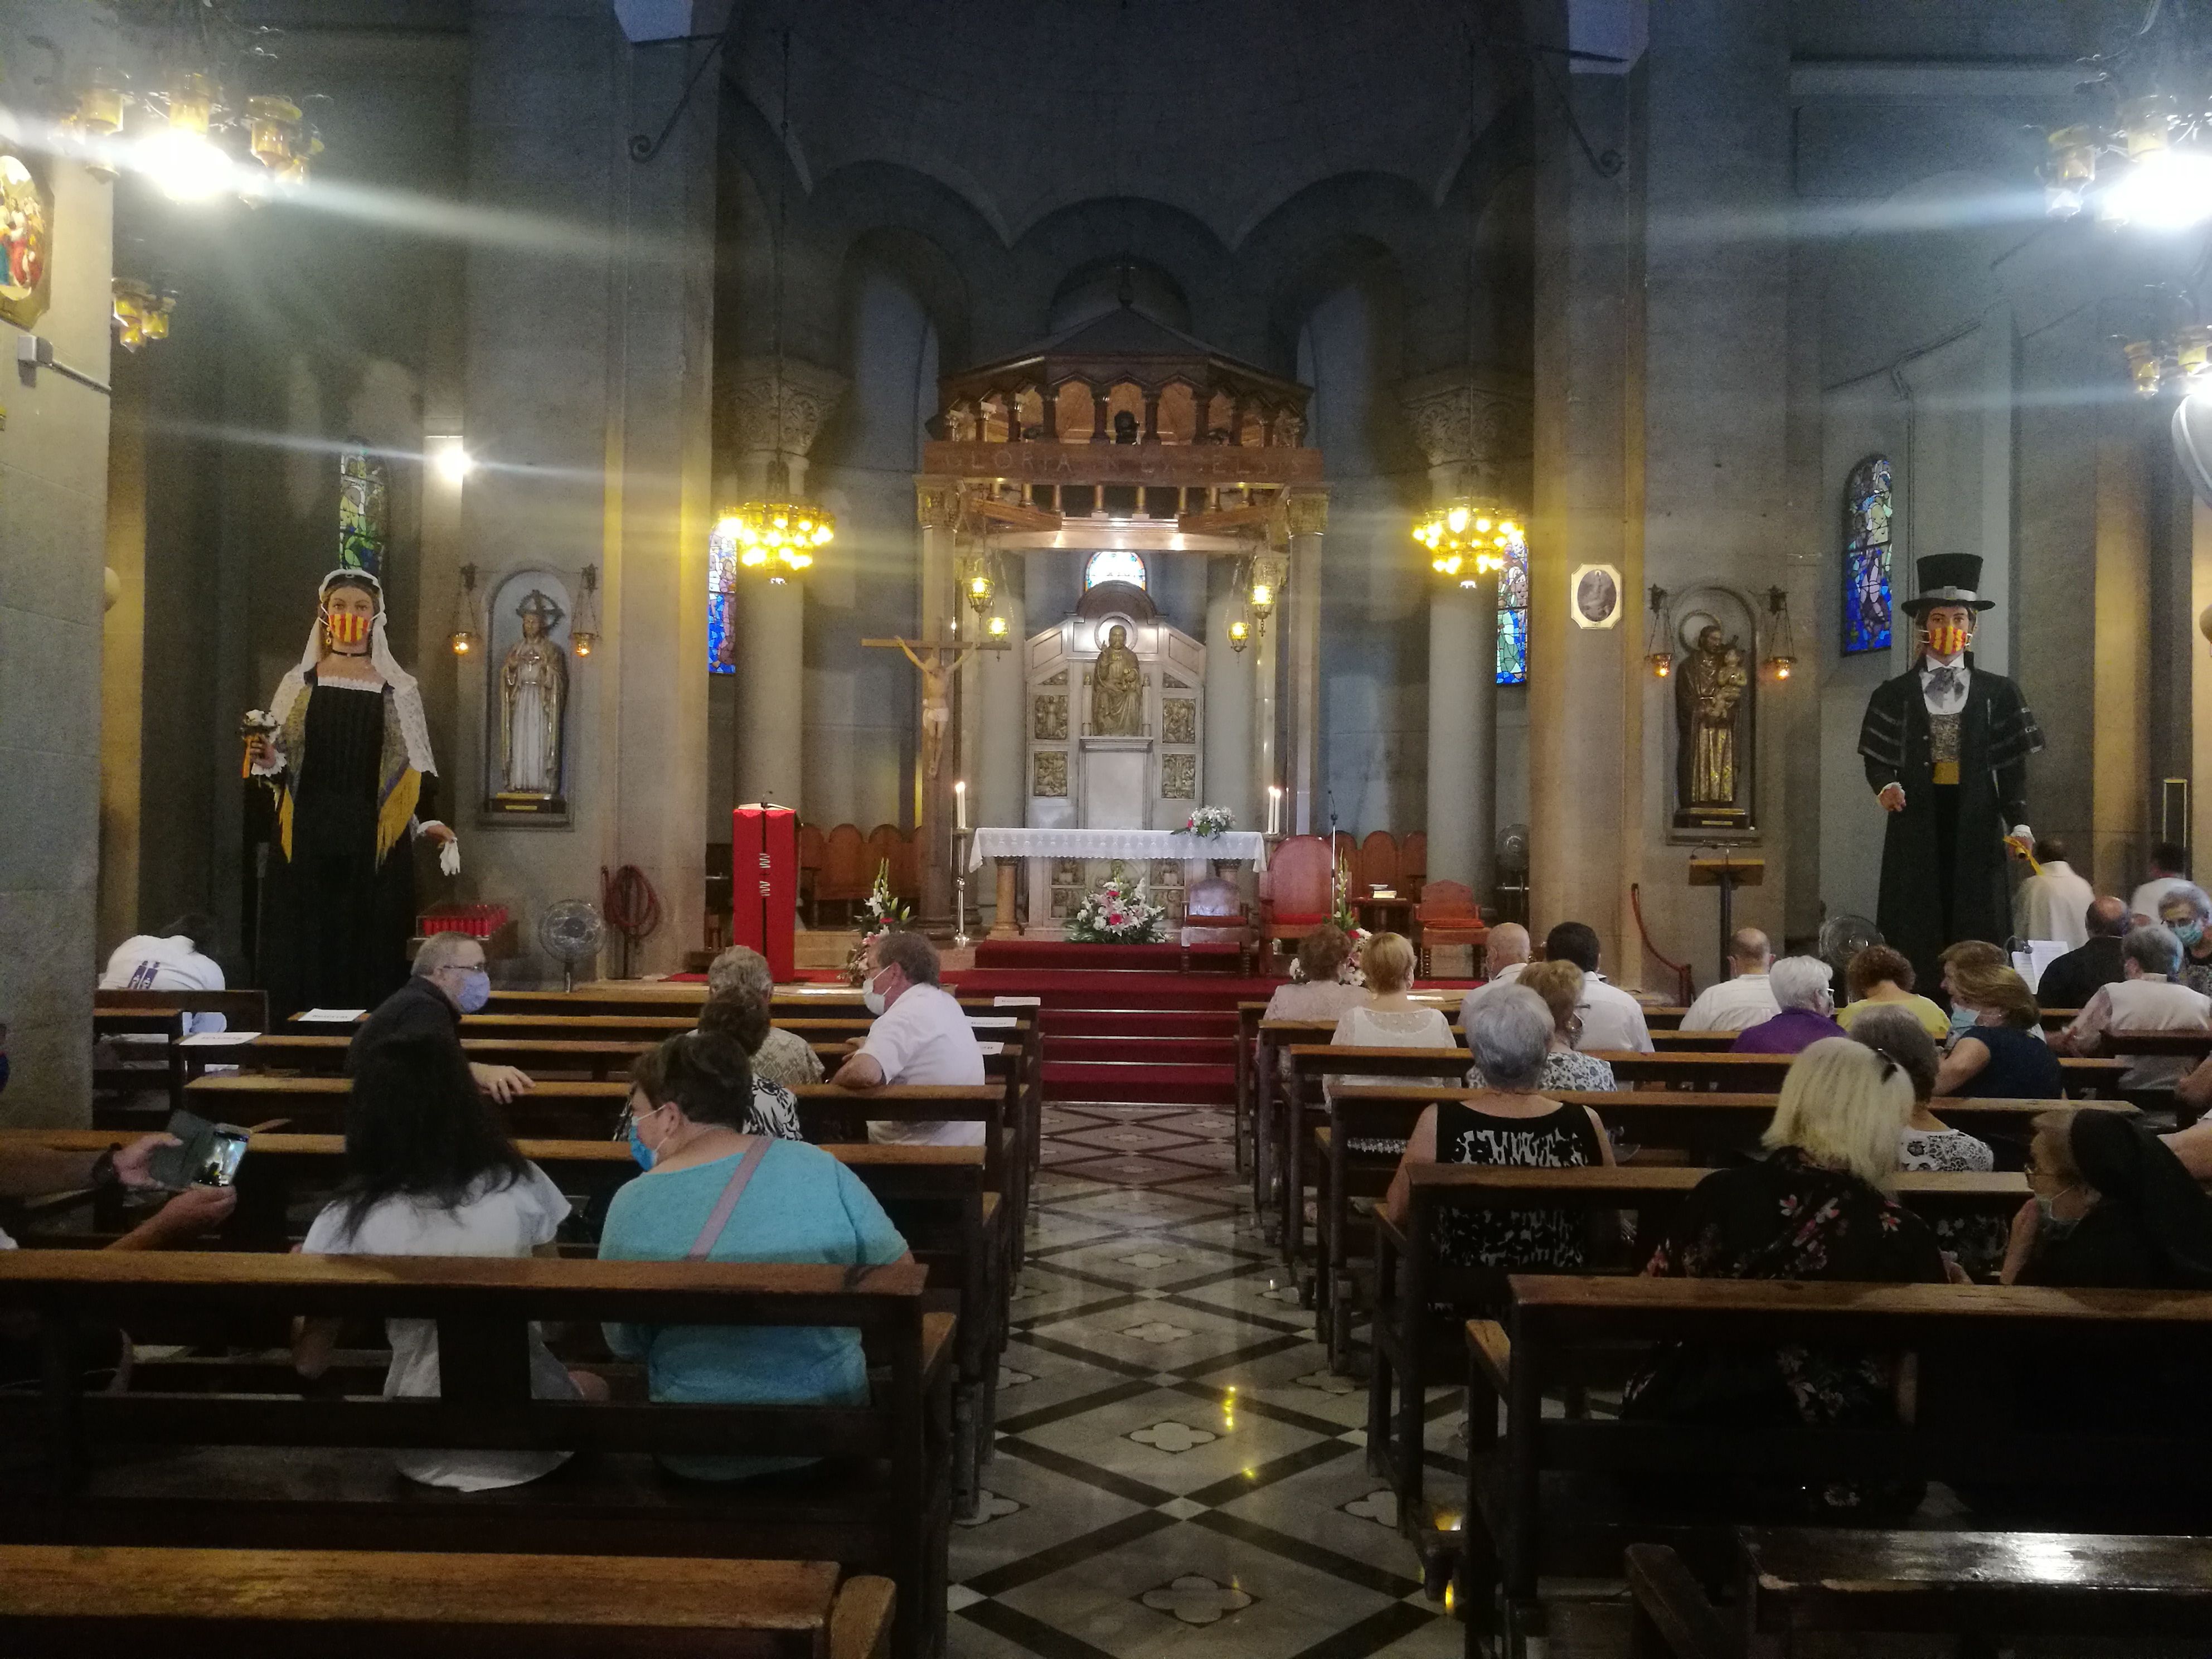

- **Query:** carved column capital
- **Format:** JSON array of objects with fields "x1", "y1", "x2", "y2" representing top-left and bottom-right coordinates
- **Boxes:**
[
  {"x1": 1282, "y1": 491, "x2": 1330, "y2": 537},
  {"x1": 1395, "y1": 367, "x2": 1534, "y2": 501},
  {"x1": 720, "y1": 357, "x2": 850, "y2": 460},
  {"x1": 915, "y1": 480, "x2": 961, "y2": 532}
]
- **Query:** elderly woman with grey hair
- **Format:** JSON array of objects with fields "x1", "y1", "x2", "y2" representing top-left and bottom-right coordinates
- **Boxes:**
[
  {"x1": 2155, "y1": 882, "x2": 2212, "y2": 998},
  {"x1": 1730, "y1": 955, "x2": 1847, "y2": 1055},
  {"x1": 703, "y1": 945, "x2": 824, "y2": 1090},
  {"x1": 1383, "y1": 986, "x2": 1612, "y2": 1277}
]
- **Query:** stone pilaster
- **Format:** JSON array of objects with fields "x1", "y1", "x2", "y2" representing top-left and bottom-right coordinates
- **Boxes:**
[{"x1": 1282, "y1": 491, "x2": 1328, "y2": 835}]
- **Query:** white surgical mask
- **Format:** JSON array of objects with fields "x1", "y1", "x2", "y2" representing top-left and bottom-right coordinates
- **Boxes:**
[{"x1": 862, "y1": 969, "x2": 890, "y2": 1017}]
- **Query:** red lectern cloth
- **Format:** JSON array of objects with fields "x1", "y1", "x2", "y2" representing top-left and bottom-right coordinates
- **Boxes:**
[{"x1": 733, "y1": 804, "x2": 797, "y2": 982}]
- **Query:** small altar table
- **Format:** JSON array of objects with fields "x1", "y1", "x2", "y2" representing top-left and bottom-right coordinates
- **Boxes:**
[{"x1": 968, "y1": 827, "x2": 1270, "y2": 939}]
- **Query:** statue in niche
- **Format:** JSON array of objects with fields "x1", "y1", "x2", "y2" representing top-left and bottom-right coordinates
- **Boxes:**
[
  {"x1": 1675, "y1": 623, "x2": 1748, "y2": 814},
  {"x1": 1089, "y1": 624, "x2": 1145, "y2": 736},
  {"x1": 500, "y1": 590, "x2": 569, "y2": 799}
]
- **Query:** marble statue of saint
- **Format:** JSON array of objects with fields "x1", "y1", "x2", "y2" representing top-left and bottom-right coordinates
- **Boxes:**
[
  {"x1": 1675, "y1": 624, "x2": 1747, "y2": 809},
  {"x1": 1090, "y1": 624, "x2": 1144, "y2": 736},
  {"x1": 501, "y1": 591, "x2": 568, "y2": 797}
]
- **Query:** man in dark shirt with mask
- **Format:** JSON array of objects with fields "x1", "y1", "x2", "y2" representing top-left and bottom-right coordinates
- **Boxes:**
[
  {"x1": 2035, "y1": 895, "x2": 2129, "y2": 1013},
  {"x1": 349, "y1": 932, "x2": 533, "y2": 1103}
]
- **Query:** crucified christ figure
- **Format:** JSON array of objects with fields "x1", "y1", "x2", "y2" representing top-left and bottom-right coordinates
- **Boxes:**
[{"x1": 862, "y1": 637, "x2": 984, "y2": 781}]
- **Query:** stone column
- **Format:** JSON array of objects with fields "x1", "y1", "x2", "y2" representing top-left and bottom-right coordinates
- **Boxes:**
[
  {"x1": 973, "y1": 559, "x2": 1026, "y2": 899},
  {"x1": 1, "y1": 3, "x2": 116, "y2": 1118},
  {"x1": 458, "y1": 0, "x2": 722, "y2": 981},
  {"x1": 1527, "y1": 1, "x2": 1639, "y2": 973},
  {"x1": 1283, "y1": 492, "x2": 1329, "y2": 833},
  {"x1": 1204, "y1": 556, "x2": 1255, "y2": 831},
  {"x1": 1397, "y1": 369, "x2": 1532, "y2": 901},
  {"x1": 723, "y1": 358, "x2": 847, "y2": 814}
]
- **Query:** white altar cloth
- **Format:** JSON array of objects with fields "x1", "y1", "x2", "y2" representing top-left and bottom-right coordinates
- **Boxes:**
[{"x1": 968, "y1": 827, "x2": 1269, "y2": 871}]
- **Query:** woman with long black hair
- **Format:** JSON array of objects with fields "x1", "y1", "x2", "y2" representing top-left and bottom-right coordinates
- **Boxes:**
[{"x1": 293, "y1": 1032, "x2": 603, "y2": 1490}]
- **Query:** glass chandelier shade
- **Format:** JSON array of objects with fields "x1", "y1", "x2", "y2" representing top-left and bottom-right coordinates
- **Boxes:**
[
  {"x1": 716, "y1": 454, "x2": 833, "y2": 583},
  {"x1": 1414, "y1": 498, "x2": 1525, "y2": 585}
]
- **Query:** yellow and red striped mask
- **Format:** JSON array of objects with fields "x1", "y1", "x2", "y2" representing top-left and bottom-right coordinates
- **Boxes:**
[
  {"x1": 324, "y1": 609, "x2": 372, "y2": 649},
  {"x1": 1925, "y1": 619, "x2": 1971, "y2": 659}
]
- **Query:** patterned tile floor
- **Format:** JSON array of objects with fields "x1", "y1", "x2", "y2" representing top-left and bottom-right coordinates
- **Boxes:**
[{"x1": 952, "y1": 1104, "x2": 1471, "y2": 1659}]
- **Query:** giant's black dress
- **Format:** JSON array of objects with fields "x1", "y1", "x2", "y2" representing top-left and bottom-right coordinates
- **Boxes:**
[
  {"x1": 1857, "y1": 658, "x2": 2041, "y2": 991},
  {"x1": 259, "y1": 678, "x2": 427, "y2": 1017}
]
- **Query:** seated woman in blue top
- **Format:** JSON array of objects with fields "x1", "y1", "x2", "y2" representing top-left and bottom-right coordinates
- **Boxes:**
[
  {"x1": 1934, "y1": 960, "x2": 2063, "y2": 1101},
  {"x1": 599, "y1": 1029, "x2": 910, "y2": 1481}
]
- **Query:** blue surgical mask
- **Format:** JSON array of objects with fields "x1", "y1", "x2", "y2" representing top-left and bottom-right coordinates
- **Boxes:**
[
  {"x1": 2035, "y1": 1194, "x2": 2082, "y2": 1240},
  {"x1": 1946, "y1": 1002, "x2": 1977, "y2": 1040},
  {"x1": 2172, "y1": 921, "x2": 2205, "y2": 948},
  {"x1": 626, "y1": 1111, "x2": 656, "y2": 1170},
  {"x1": 455, "y1": 968, "x2": 491, "y2": 1014}
]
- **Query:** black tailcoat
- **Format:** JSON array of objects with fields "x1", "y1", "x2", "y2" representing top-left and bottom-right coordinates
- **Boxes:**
[{"x1": 1857, "y1": 656, "x2": 2041, "y2": 988}]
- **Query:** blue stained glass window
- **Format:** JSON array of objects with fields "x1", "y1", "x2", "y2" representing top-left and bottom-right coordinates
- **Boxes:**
[
  {"x1": 1495, "y1": 537, "x2": 1529, "y2": 686},
  {"x1": 1842, "y1": 454, "x2": 1893, "y2": 656},
  {"x1": 707, "y1": 518, "x2": 738, "y2": 675},
  {"x1": 1085, "y1": 549, "x2": 1147, "y2": 590}
]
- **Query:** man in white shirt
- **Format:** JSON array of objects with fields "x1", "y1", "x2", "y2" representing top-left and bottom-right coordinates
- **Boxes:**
[
  {"x1": 1540, "y1": 921, "x2": 1654, "y2": 1054},
  {"x1": 2128, "y1": 842, "x2": 2191, "y2": 929},
  {"x1": 1680, "y1": 929, "x2": 1778, "y2": 1032},
  {"x1": 2052, "y1": 925, "x2": 2212, "y2": 1090},
  {"x1": 99, "y1": 915, "x2": 228, "y2": 1034},
  {"x1": 2013, "y1": 840, "x2": 2097, "y2": 951},
  {"x1": 833, "y1": 930, "x2": 986, "y2": 1146}
]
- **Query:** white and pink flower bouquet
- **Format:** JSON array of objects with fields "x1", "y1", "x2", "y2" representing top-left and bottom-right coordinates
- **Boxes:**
[{"x1": 1065, "y1": 864, "x2": 1168, "y2": 944}]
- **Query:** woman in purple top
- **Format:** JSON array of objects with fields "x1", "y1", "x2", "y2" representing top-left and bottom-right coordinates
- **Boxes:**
[{"x1": 1731, "y1": 957, "x2": 1847, "y2": 1055}]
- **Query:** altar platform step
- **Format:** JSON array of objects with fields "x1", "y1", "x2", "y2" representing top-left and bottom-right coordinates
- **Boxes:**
[
  {"x1": 1042, "y1": 1059, "x2": 1236, "y2": 1107},
  {"x1": 1047, "y1": 1034, "x2": 1236, "y2": 1067},
  {"x1": 1042, "y1": 1008, "x2": 1233, "y2": 1039}
]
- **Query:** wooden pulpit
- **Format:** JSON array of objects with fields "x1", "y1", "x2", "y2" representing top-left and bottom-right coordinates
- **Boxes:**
[{"x1": 1689, "y1": 855, "x2": 1764, "y2": 981}]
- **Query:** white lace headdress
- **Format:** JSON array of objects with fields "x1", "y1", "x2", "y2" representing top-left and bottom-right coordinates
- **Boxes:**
[{"x1": 264, "y1": 569, "x2": 438, "y2": 776}]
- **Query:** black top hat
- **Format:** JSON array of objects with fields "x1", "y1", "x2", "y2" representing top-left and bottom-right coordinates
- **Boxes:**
[{"x1": 1901, "y1": 552, "x2": 1995, "y2": 615}]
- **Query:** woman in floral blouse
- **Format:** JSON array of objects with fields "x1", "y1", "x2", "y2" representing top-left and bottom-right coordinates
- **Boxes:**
[{"x1": 1622, "y1": 1037, "x2": 1954, "y2": 1516}]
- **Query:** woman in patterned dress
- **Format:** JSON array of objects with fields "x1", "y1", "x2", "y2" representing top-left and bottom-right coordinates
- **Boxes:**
[
  {"x1": 1382, "y1": 987, "x2": 1612, "y2": 1285},
  {"x1": 1852, "y1": 1005, "x2": 2004, "y2": 1277},
  {"x1": 1472, "y1": 959, "x2": 1618, "y2": 1095}
]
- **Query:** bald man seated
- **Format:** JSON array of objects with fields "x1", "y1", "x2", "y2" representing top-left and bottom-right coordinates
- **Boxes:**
[
  {"x1": 2035, "y1": 894, "x2": 2129, "y2": 1012},
  {"x1": 1680, "y1": 928, "x2": 1780, "y2": 1032},
  {"x1": 1459, "y1": 923, "x2": 1531, "y2": 1015}
]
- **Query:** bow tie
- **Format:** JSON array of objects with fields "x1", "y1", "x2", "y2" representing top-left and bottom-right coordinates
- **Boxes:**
[{"x1": 1925, "y1": 664, "x2": 1962, "y2": 698}]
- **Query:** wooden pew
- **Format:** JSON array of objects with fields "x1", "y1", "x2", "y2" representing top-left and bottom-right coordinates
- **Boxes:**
[
  {"x1": 1362, "y1": 1163, "x2": 2034, "y2": 1532},
  {"x1": 91, "y1": 1009, "x2": 186, "y2": 1118},
  {"x1": 0, "y1": 1545, "x2": 895, "y2": 1659},
  {"x1": 0, "y1": 1250, "x2": 952, "y2": 1659},
  {"x1": 1459, "y1": 1275, "x2": 2212, "y2": 1647},
  {"x1": 1590, "y1": 1049, "x2": 2129, "y2": 1098},
  {"x1": 1648, "y1": 1030, "x2": 1739, "y2": 1052},
  {"x1": 1736, "y1": 1525, "x2": 2212, "y2": 1646},
  {"x1": 96, "y1": 987, "x2": 271, "y2": 1030},
  {"x1": 1643, "y1": 1006, "x2": 1689, "y2": 1032}
]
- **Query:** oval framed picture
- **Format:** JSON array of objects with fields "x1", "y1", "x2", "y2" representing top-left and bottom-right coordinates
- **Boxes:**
[{"x1": 1570, "y1": 562, "x2": 1622, "y2": 629}]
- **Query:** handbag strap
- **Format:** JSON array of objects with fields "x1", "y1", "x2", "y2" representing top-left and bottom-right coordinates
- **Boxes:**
[{"x1": 686, "y1": 1137, "x2": 772, "y2": 1260}]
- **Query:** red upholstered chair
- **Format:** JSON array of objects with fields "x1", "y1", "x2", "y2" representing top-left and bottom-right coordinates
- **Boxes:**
[
  {"x1": 1414, "y1": 879, "x2": 1487, "y2": 977},
  {"x1": 1359, "y1": 831, "x2": 1400, "y2": 896},
  {"x1": 1180, "y1": 876, "x2": 1251, "y2": 973},
  {"x1": 812, "y1": 823, "x2": 870, "y2": 926},
  {"x1": 1399, "y1": 832, "x2": 1428, "y2": 903},
  {"x1": 1258, "y1": 835, "x2": 1335, "y2": 969}
]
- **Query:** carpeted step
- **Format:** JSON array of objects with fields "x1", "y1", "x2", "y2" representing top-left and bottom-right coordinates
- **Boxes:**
[
  {"x1": 1047, "y1": 1035, "x2": 1237, "y2": 1066},
  {"x1": 1042, "y1": 1008, "x2": 1237, "y2": 1038},
  {"x1": 1043, "y1": 1060, "x2": 1236, "y2": 1105}
]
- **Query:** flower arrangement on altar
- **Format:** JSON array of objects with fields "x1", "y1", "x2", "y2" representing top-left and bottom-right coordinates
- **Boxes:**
[
  {"x1": 1065, "y1": 863, "x2": 1168, "y2": 944},
  {"x1": 1330, "y1": 847, "x2": 1371, "y2": 942},
  {"x1": 844, "y1": 859, "x2": 911, "y2": 983},
  {"x1": 1182, "y1": 805, "x2": 1235, "y2": 839}
]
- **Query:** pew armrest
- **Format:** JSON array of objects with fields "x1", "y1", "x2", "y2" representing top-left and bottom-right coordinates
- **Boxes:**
[
  {"x1": 921, "y1": 1312, "x2": 958, "y2": 1388},
  {"x1": 831, "y1": 1574, "x2": 898, "y2": 1659},
  {"x1": 1467, "y1": 1320, "x2": 1511, "y2": 1396},
  {"x1": 1624, "y1": 1544, "x2": 1744, "y2": 1659}
]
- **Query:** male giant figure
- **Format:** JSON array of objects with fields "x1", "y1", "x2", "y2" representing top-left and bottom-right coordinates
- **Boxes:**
[{"x1": 1857, "y1": 554, "x2": 2043, "y2": 989}]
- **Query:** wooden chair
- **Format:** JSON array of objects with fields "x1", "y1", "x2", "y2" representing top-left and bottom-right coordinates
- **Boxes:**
[
  {"x1": 812, "y1": 824, "x2": 871, "y2": 926},
  {"x1": 1412, "y1": 878, "x2": 1486, "y2": 976},
  {"x1": 0, "y1": 1545, "x2": 897, "y2": 1659},
  {"x1": 797, "y1": 821, "x2": 826, "y2": 918},
  {"x1": 1257, "y1": 835, "x2": 1334, "y2": 967},
  {"x1": 1178, "y1": 876, "x2": 1251, "y2": 973},
  {"x1": 1358, "y1": 831, "x2": 1400, "y2": 896},
  {"x1": 1399, "y1": 831, "x2": 1427, "y2": 902}
]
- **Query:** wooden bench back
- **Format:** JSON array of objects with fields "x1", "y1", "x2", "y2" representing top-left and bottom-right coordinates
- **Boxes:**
[{"x1": 96, "y1": 988, "x2": 271, "y2": 1030}]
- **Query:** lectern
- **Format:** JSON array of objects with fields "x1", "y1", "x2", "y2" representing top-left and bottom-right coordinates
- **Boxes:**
[
  {"x1": 1689, "y1": 856, "x2": 1764, "y2": 981},
  {"x1": 733, "y1": 804, "x2": 797, "y2": 982}
]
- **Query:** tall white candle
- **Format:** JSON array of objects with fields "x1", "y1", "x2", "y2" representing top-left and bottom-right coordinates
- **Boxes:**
[{"x1": 955, "y1": 779, "x2": 968, "y2": 831}]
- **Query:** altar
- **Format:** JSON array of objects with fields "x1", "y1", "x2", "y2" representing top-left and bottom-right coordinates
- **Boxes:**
[{"x1": 969, "y1": 826, "x2": 1269, "y2": 939}]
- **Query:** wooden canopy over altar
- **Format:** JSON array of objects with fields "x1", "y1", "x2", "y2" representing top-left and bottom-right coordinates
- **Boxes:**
[{"x1": 908, "y1": 300, "x2": 1332, "y2": 929}]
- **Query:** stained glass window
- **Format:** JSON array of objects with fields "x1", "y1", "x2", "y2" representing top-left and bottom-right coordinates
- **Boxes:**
[
  {"x1": 1495, "y1": 537, "x2": 1529, "y2": 686},
  {"x1": 1084, "y1": 549, "x2": 1147, "y2": 590},
  {"x1": 1843, "y1": 454, "x2": 1894, "y2": 656},
  {"x1": 707, "y1": 517, "x2": 738, "y2": 675},
  {"x1": 337, "y1": 443, "x2": 386, "y2": 575}
]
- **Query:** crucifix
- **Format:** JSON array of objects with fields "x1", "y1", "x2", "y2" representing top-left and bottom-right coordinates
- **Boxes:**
[{"x1": 862, "y1": 636, "x2": 986, "y2": 782}]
